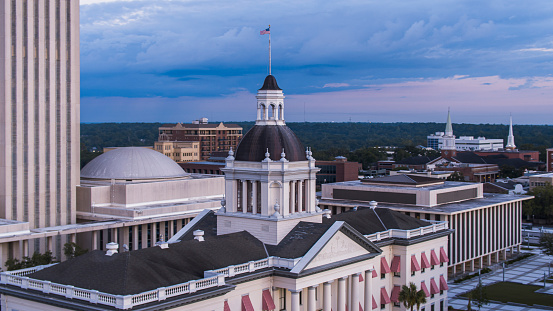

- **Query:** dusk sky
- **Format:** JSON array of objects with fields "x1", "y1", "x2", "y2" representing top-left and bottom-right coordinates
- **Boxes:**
[{"x1": 80, "y1": 0, "x2": 553, "y2": 125}]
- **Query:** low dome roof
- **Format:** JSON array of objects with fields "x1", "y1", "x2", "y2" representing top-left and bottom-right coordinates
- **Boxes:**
[
  {"x1": 81, "y1": 147, "x2": 189, "y2": 180},
  {"x1": 259, "y1": 75, "x2": 282, "y2": 90},
  {"x1": 235, "y1": 125, "x2": 305, "y2": 162}
]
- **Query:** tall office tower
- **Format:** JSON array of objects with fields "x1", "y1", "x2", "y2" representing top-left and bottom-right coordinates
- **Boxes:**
[{"x1": 0, "y1": 1, "x2": 80, "y2": 252}]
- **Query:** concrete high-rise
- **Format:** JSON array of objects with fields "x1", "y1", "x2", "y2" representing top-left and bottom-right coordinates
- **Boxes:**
[{"x1": 0, "y1": 0, "x2": 80, "y2": 251}]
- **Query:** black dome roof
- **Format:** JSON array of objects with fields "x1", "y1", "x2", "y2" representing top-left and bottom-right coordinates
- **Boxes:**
[
  {"x1": 235, "y1": 125, "x2": 305, "y2": 162},
  {"x1": 259, "y1": 75, "x2": 282, "y2": 90}
]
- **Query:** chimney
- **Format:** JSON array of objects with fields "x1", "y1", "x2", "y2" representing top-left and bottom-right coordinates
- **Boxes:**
[
  {"x1": 106, "y1": 242, "x2": 119, "y2": 256},
  {"x1": 193, "y1": 230, "x2": 205, "y2": 242}
]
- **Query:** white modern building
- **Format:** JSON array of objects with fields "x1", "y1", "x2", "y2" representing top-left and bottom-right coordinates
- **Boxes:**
[
  {"x1": 0, "y1": 75, "x2": 453, "y2": 311},
  {"x1": 0, "y1": 0, "x2": 80, "y2": 259}
]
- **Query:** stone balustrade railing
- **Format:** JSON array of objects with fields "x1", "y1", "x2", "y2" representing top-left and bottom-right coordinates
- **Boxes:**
[
  {"x1": 0, "y1": 256, "x2": 299, "y2": 310},
  {"x1": 365, "y1": 221, "x2": 448, "y2": 242}
]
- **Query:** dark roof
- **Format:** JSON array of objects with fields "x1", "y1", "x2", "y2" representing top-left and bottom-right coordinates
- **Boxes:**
[
  {"x1": 361, "y1": 174, "x2": 444, "y2": 186},
  {"x1": 324, "y1": 208, "x2": 430, "y2": 235},
  {"x1": 235, "y1": 125, "x2": 305, "y2": 162},
  {"x1": 489, "y1": 180, "x2": 518, "y2": 190},
  {"x1": 452, "y1": 152, "x2": 487, "y2": 164},
  {"x1": 259, "y1": 75, "x2": 282, "y2": 90},
  {"x1": 29, "y1": 231, "x2": 266, "y2": 295},
  {"x1": 266, "y1": 222, "x2": 332, "y2": 258},
  {"x1": 396, "y1": 156, "x2": 438, "y2": 165}
]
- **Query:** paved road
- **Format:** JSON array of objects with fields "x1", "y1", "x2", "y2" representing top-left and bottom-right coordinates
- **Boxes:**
[{"x1": 448, "y1": 248, "x2": 553, "y2": 311}]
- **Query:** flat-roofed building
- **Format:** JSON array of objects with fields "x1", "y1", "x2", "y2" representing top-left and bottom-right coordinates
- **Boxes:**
[
  {"x1": 157, "y1": 118, "x2": 243, "y2": 160},
  {"x1": 529, "y1": 172, "x2": 553, "y2": 190},
  {"x1": 319, "y1": 174, "x2": 533, "y2": 276},
  {"x1": 154, "y1": 141, "x2": 200, "y2": 162}
]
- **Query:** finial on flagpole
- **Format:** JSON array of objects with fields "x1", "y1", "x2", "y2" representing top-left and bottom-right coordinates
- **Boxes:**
[{"x1": 268, "y1": 25, "x2": 271, "y2": 76}]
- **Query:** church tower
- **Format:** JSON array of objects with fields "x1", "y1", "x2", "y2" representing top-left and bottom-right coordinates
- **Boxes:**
[
  {"x1": 218, "y1": 75, "x2": 322, "y2": 245},
  {"x1": 505, "y1": 115, "x2": 516, "y2": 151},
  {"x1": 441, "y1": 109, "x2": 456, "y2": 159}
]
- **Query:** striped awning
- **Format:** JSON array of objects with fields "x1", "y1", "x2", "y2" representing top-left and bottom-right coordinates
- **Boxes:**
[
  {"x1": 380, "y1": 287, "x2": 391, "y2": 305},
  {"x1": 262, "y1": 289, "x2": 276, "y2": 310},
  {"x1": 381, "y1": 257, "x2": 391, "y2": 274},
  {"x1": 242, "y1": 295, "x2": 254, "y2": 311},
  {"x1": 421, "y1": 281, "x2": 430, "y2": 297},
  {"x1": 430, "y1": 250, "x2": 440, "y2": 266},
  {"x1": 440, "y1": 247, "x2": 449, "y2": 263},
  {"x1": 440, "y1": 275, "x2": 449, "y2": 291},
  {"x1": 411, "y1": 255, "x2": 421, "y2": 272},
  {"x1": 224, "y1": 300, "x2": 231, "y2": 311},
  {"x1": 430, "y1": 278, "x2": 440, "y2": 295},
  {"x1": 390, "y1": 286, "x2": 401, "y2": 303},
  {"x1": 421, "y1": 252, "x2": 431, "y2": 269}
]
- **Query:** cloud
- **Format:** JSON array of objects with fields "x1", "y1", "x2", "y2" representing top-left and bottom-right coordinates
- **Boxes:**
[{"x1": 79, "y1": 1, "x2": 553, "y2": 123}]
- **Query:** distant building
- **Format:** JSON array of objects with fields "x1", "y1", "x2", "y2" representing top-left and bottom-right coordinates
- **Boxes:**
[
  {"x1": 316, "y1": 156, "x2": 360, "y2": 185},
  {"x1": 529, "y1": 172, "x2": 553, "y2": 190},
  {"x1": 547, "y1": 148, "x2": 553, "y2": 172},
  {"x1": 154, "y1": 141, "x2": 200, "y2": 162},
  {"x1": 427, "y1": 134, "x2": 503, "y2": 152},
  {"x1": 157, "y1": 118, "x2": 243, "y2": 160},
  {"x1": 319, "y1": 174, "x2": 532, "y2": 276}
]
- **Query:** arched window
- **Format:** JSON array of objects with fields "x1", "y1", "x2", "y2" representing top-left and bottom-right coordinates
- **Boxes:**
[{"x1": 269, "y1": 104, "x2": 276, "y2": 120}]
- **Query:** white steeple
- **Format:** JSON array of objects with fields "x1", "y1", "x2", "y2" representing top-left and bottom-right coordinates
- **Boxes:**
[
  {"x1": 505, "y1": 115, "x2": 516, "y2": 150},
  {"x1": 441, "y1": 108, "x2": 456, "y2": 158}
]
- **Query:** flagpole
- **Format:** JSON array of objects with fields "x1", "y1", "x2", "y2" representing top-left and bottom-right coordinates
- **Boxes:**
[{"x1": 269, "y1": 25, "x2": 271, "y2": 75}]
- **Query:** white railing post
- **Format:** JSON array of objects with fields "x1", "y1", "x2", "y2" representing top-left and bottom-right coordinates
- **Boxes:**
[
  {"x1": 66, "y1": 285, "x2": 75, "y2": 299},
  {"x1": 158, "y1": 287, "x2": 167, "y2": 301},
  {"x1": 217, "y1": 274, "x2": 225, "y2": 286},
  {"x1": 43, "y1": 281, "x2": 51, "y2": 294},
  {"x1": 116, "y1": 295, "x2": 133, "y2": 309},
  {"x1": 189, "y1": 281, "x2": 197, "y2": 293},
  {"x1": 228, "y1": 265, "x2": 235, "y2": 277},
  {"x1": 91, "y1": 290, "x2": 99, "y2": 304},
  {"x1": 21, "y1": 277, "x2": 29, "y2": 289},
  {"x1": 248, "y1": 261, "x2": 255, "y2": 272}
]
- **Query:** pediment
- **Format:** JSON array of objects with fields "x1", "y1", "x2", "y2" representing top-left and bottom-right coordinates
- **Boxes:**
[{"x1": 290, "y1": 221, "x2": 381, "y2": 274}]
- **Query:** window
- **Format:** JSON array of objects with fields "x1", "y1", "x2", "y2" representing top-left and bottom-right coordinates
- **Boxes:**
[
  {"x1": 299, "y1": 291, "x2": 303, "y2": 305},
  {"x1": 279, "y1": 288, "x2": 286, "y2": 310},
  {"x1": 381, "y1": 304, "x2": 385, "y2": 310},
  {"x1": 381, "y1": 273, "x2": 386, "y2": 279},
  {"x1": 411, "y1": 270, "x2": 415, "y2": 276},
  {"x1": 431, "y1": 304, "x2": 435, "y2": 311}
]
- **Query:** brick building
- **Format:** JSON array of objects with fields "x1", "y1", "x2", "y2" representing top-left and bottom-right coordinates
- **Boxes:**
[
  {"x1": 157, "y1": 118, "x2": 243, "y2": 160},
  {"x1": 315, "y1": 156, "x2": 360, "y2": 185}
]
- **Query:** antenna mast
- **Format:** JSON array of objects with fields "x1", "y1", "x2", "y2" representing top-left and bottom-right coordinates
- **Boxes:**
[{"x1": 269, "y1": 25, "x2": 271, "y2": 75}]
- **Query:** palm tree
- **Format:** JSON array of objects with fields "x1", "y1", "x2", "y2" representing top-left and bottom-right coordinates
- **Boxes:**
[{"x1": 398, "y1": 282, "x2": 427, "y2": 311}]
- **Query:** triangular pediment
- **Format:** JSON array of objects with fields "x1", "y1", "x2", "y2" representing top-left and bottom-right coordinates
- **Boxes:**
[{"x1": 290, "y1": 221, "x2": 381, "y2": 274}]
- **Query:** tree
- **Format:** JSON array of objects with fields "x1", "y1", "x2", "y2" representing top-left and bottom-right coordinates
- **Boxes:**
[
  {"x1": 63, "y1": 242, "x2": 89, "y2": 259},
  {"x1": 468, "y1": 279, "x2": 489, "y2": 310},
  {"x1": 446, "y1": 171, "x2": 465, "y2": 181},
  {"x1": 4, "y1": 251, "x2": 56, "y2": 271},
  {"x1": 523, "y1": 185, "x2": 553, "y2": 223},
  {"x1": 499, "y1": 165, "x2": 524, "y2": 179},
  {"x1": 540, "y1": 232, "x2": 553, "y2": 255},
  {"x1": 398, "y1": 282, "x2": 427, "y2": 311}
]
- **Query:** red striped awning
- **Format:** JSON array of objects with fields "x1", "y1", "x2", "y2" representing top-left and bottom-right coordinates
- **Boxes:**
[
  {"x1": 372, "y1": 269, "x2": 378, "y2": 278},
  {"x1": 391, "y1": 256, "x2": 401, "y2": 273},
  {"x1": 262, "y1": 289, "x2": 276, "y2": 310},
  {"x1": 390, "y1": 285, "x2": 401, "y2": 303},
  {"x1": 440, "y1": 247, "x2": 449, "y2": 263},
  {"x1": 242, "y1": 295, "x2": 254, "y2": 311},
  {"x1": 421, "y1": 281, "x2": 430, "y2": 297},
  {"x1": 381, "y1": 257, "x2": 391, "y2": 274},
  {"x1": 372, "y1": 296, "x2": 377, "y2": 309},
  {"x1": 380, "y1": 287, "x2": 391, "y2": 304},
  {"x1": 224, "y1": 300, "x2": 231, "y2": 311},
  {"x1": 430, "y1": 250, "x2": 440, "y2": 266},
  {"x1": 440, "y1": 275, "x2": 449, "y2": 291},
  {"x1": 421, "y1": 252, "x2": 431, "y2": 269},
  {"x1": 430, "y1": 278, "x2": 440, "y2": 295},
  {"x1": 359, "y1": 273, "x2": 364, "y2": 282},
  {"x1": 411, "y1": 255, "x2": 421, "y2": 272},
  {"x1": 359, "y1": 302, "x2": 363, "y2": 311}
]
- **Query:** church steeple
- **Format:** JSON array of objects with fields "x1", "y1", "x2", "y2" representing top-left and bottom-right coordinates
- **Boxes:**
[
  {"x1": 505, "y1": 115, "x2": 516, "y2": 151},
  {"x1": 441, "y1": 108, "x2": 456, "y2": 159}
]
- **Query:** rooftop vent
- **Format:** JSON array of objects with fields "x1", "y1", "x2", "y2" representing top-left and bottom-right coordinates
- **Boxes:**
[
  {"x1": 369, "y1": 201, "x2": 378, "y2": 209},
  {"x1": 106, "y1": 242, "x2": 118, "y2": 256},
  {"x1": 193, "y1": 230, "x2": 205, "y2": 242}
]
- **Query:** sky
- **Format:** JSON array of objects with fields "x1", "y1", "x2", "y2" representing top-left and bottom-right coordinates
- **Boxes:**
[{"x1": 80, "y1": 0, "x2": 553, "y2": 124}]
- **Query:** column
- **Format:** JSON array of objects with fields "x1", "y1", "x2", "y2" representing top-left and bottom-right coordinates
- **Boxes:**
[
  {"x1": 290, "y1": 289, "x2": 301, "y2": 311},
  {"x1": 323, "y1": 281, "x2": 333, "y2": 311},
  {"x1": 47, "y1": 236, "x2": 54, "y2": 252},
  {"x1": 252, "y1": 181, "x2": 257, "y2": 215},
  {"x1": 298, "y1": 181, "x2": 304, "y2": 212},
  {"x1": 364, "y1": 270, "x2": 372, "y2": 311},
  {"x1": 351, "y1": 273, "x2": 360, "y2": 311},
  {"x1": 168, "y1": 220, "x2": 174, "y2": 238},
  {"x1": 242, "y1": 180, "x2": 248, "y2": 213},
  {"x1": 152, "y1": 222, "x2": 158, "y2": 243},
  {"x1": 141, "y1": 224, "x2": 148, "y2": 249},
  {"x1": 290, "y1": 181, "x2": 296, "y2": 213},
  {"x1": 132, "y1": 226, "x2": 139, "y2": 250},
  {"x1": 91, "y1": 232, "x2": 98, "y2": 250},
  {"x1": 337, "y1": 277, "x2": 346, "y2": 311},
  {"x1": 70, "y1": 233, "x2": 77, "y2": 244},
  {"x1": 308, "y1": 286, "x2": 317, "y2": 311},
  {"x1": 159, "y1": 222, "x2": 166, "y2": 241}
]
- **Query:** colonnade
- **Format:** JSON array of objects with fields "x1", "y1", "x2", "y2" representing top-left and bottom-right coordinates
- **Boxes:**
[
  {"x1": 286, "y1": 270, "x2": 373, "y2": 311},
  {"x1": 236, "y1": 179, "x2": 307, "y2": 215}
]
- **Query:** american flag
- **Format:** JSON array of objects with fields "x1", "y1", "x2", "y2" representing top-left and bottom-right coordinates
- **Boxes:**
[{"x1": 260, "y1": 27, "x2": 270, "y2": 35}]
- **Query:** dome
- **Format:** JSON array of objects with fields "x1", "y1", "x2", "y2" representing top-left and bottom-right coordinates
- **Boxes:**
[
  {"x1": 234, "y1": 125, "x2": 305, "y2": 162},
  {"x1": 81, "y1": 147, "x2": 189, "y2": 180},
  {"x1": 259, "y1": 75, "x2": 282, "y2": 90}
]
